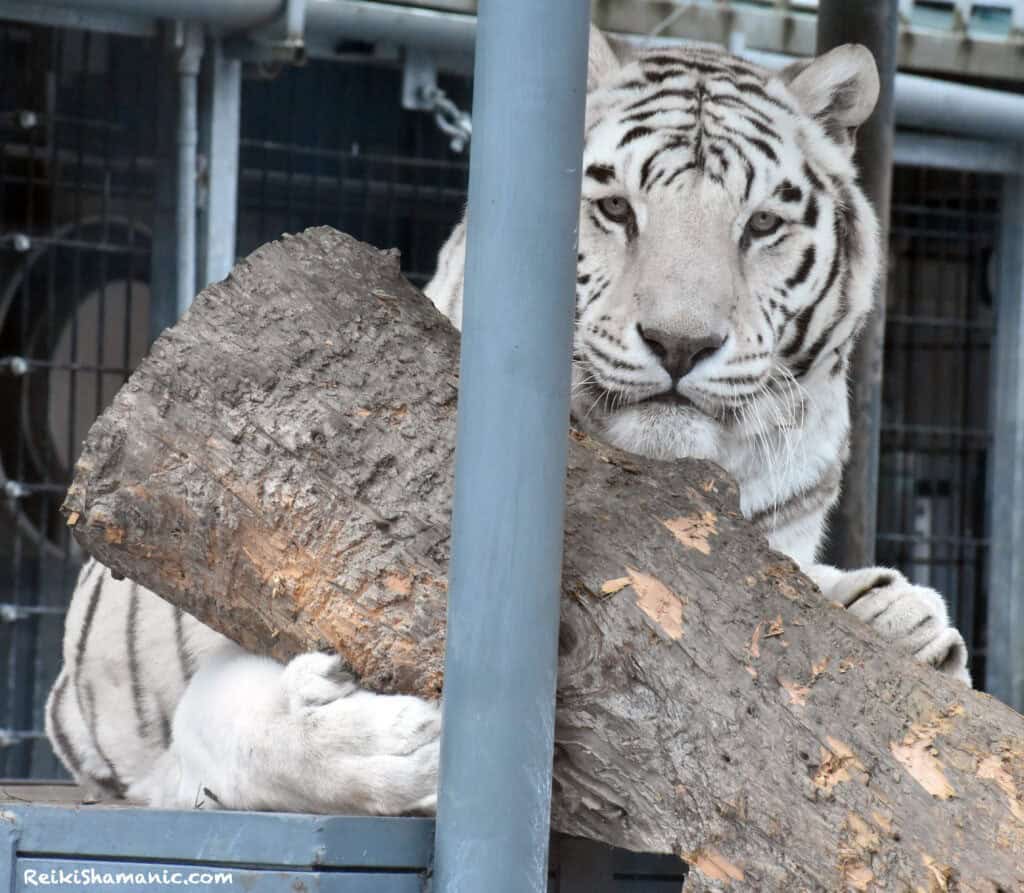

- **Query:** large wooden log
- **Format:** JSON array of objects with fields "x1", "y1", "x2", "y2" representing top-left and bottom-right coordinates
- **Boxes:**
[{"x1": 64, "y1": 227, "x2": 1024, "y2": 891}]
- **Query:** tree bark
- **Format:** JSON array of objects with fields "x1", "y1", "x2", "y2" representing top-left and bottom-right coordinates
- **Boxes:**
[{"x1": 63, "y1": 227, "x2": 1024, "y2": 891}]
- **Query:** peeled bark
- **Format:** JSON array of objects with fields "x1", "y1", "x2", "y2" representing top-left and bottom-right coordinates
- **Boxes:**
[{"x1": 64, "y1": 227, "x2": 1024, "y2": 891}]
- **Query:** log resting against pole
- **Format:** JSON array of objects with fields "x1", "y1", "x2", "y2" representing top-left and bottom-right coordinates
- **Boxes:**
[
  {"x1": 64, "y1": 228, "x2": 1024, "y2": 891},
  {"x1": 817, "y1": 0, "x2": 899, "y2": 570}
]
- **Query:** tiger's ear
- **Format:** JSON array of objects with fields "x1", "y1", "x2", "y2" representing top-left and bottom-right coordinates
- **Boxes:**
[
  {"x1": 779, "y1": 44, "x2": 879, "y2": 147},
  {"x1": 588, "y1": 25, "x2": 622, "y2": 91}
]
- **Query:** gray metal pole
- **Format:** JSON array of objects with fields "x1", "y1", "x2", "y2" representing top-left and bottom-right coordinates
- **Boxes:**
[
  {"x1": 817, "y1": 0, "x2": 899, "y2": 570},
  {"x1": 29, "y1": 0, "x2": 281, "y2": 29},
  {"x1": 432, "y1": 2, "x2": 589, "y2": 891},
  {"x1": 988, "y1": 176, "x2": 1024, "y2": 711},
  {"x1": 176, "y1": 24, "x2": 204, "y2": 316},
  {"x1": 198, "y1": 39, "x2": 242, "y2": 288},
  {"x1": 149, "y1": 31, "x2": 180, "y2": 343}
]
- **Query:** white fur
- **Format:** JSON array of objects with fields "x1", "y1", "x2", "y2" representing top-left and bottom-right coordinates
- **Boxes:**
[
  {"x1": 46, "y1": 564, "x2": 440, "y2": 813},
  {"x1": 130, "y1": 649, "x2": 439, "y2": 813}
]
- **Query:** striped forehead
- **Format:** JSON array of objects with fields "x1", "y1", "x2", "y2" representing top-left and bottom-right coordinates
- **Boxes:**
[{"x1": 585, "y1": 50, "x2": 803, "y2": 199}]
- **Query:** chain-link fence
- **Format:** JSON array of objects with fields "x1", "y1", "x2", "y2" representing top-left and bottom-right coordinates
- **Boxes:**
[{"x1": 235, "y1": 55, "x2": 469, "y2": 286}]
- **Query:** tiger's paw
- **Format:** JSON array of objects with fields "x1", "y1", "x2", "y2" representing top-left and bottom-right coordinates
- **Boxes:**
[
  {"x1": 822, "y1": 567, "x2": 970, "y2": 686},
  {"x1": 136, "y1": 650, "x2": 441, "y2": 815},
  {"x1": 281, "y1": 652, "x2": 442, "y2": 814}
]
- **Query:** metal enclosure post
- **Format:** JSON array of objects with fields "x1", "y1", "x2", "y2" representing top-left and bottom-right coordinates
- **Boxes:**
[
  {"x1": 198, "y1": 38, "x2": 241, "y2": 288},
  {"x1": 987, "y1": 174, "x2": 1024, "y2": 711},
  {"x1": 149, "y1": 23, "x2": 203, "y2": 341},
  {"x1": 817, "y1": 0, "x2": 899, "y2": 569},
  {"x1": 150, "y1": 31, "x2": 180, "y2": 342},
  {"x1": 432, "y1": 3, "x2": 589, "y2": 892},
  {"x1": 176, "y1": 24, "x2": 204, "y2": 315}
]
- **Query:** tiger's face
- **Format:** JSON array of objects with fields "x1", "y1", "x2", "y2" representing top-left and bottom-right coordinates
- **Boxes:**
[{"x1": 572, "y1": 39, "x2": 881, "y2": 463}]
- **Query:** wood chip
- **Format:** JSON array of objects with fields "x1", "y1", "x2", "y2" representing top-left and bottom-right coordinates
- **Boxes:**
[{"x1": 601, "y1": 576, "x2": 631, "y2": 595}]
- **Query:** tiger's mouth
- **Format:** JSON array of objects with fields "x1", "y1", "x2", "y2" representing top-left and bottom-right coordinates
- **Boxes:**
[
  {"x1": 576, "y1": 378, "x2": 705, "y2": 416},
  {"x1": 638, "y1": 391, "x2": 697, "y2": 410},
  {"x1": 571, "y1": 358, "x2": 719, "y2": 427}
]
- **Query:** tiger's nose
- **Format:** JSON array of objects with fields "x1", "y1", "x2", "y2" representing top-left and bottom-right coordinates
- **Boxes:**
[{"x1": 638, "y1": 326, "x2": 725, "y2": 381}]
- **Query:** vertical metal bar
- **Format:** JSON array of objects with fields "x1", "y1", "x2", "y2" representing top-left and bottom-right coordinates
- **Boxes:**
[
  {"x1": 283, "y1": 0, "x2": 307, "y2": 58},
  {"x1": 150, "y1": 27, "x2": 178, "y2": 343},
  {"x1": 0, "y1": 813, "x2": 17, "y2": 893},
  {"x1": 152, "y1": 22, "x2": 203, "y2": 341},
  {"x1": 432, "y1": 2, "x2": 589, "y2": 891},
  {"x1": 953, "y1": 0, "x2": 972, "y2": 30},
  {"x1": 817, "y1": 0, "x2": 899, "y2": 569},
  {"x1": 176, "y1": 24, "x2": 203, "y2": 313},
  {"x1": 197, "y1": 38, "x2": 241, "y2": 288},
  {"x1": 987, "y1": 170, "x2": 1024, "y2": 710}
]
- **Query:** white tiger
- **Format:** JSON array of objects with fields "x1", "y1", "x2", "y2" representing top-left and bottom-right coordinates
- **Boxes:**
[{"x1": 45, "y1": 29, "x2": 969, "y2": 816}]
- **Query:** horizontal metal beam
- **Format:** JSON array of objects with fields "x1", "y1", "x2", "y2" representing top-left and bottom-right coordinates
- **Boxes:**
[
  {"x1": 747, "y1": 45, "x2": 1024, "y2": 144},
  {"x1": 2, "y1": 804, "x2": 434, "y2": 867},
  {"x1": 0, "y1": 0, "x2": 157, "y2": 35},
  {"x1": 25, "y1": 0, "x2": 281, "y2": 31},
  {"x1": 314, "y1": 2, "x2": 1024, "y2": 147},
  {"x1": 17, "y1": 0, "x2": 1024, "y2": 148},
  {"x1": 894, "y1": 71, "x2": 1024, "y2": 143},
  {"x1": 893, "y1": 132, "x2": 1023, "y2": 174},
  {"x1": 303, "y1": 0, "x2": 474, "y2": 63}
]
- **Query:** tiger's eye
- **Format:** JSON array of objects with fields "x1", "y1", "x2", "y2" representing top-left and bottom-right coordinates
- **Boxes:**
[
  {"x1": 747, "y1": 211, "x2": 782, "y2": 235},
  {"x1": 596, "y1": 196, "x2": 634, "y2": 224}
]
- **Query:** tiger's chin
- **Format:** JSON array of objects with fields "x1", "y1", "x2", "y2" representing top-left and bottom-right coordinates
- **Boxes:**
[{"x1": 572, "y1": 393, "x2": 724, "y2": 463}]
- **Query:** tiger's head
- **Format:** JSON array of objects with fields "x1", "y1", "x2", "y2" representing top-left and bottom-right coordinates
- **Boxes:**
[{"x1": 573, "y1": 30, "x2": 881, "y2": 463}]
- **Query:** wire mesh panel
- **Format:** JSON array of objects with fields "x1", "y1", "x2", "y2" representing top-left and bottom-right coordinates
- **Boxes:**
[
  {"x1": 878, "y1": 166, "x2": 998, "y2": 686},
  {"x1": 237, "y1": 56, "x2": 470, "y2": 287},
  {"x1": 0, "y1": 22, "x2": 160, "y2": 779},
  {"x1": 0, "y1": 28, "x2": 469, "y2": 781}
]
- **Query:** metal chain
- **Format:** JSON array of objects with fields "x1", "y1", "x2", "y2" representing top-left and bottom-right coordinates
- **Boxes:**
[{"x1": 418, "y1": 84, "x2": 472, "y2": 153}]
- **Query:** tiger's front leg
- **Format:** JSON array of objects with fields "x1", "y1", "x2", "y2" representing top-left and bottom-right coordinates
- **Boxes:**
[
  {"x1": 806, "y1": 564, "x2": 971, "y2": 685},
  {"x1": 129, "y1": 647, "x2": 441, "y2": 814}
]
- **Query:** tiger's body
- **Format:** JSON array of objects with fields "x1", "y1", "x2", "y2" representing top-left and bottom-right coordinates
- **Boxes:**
[{"x1": 46, "y1": 30, "x2": 969, "y2": 815}]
